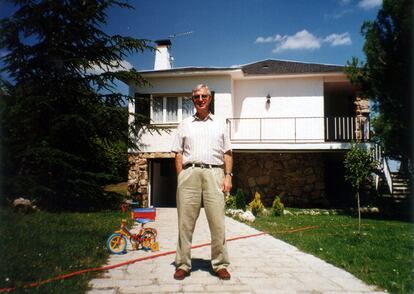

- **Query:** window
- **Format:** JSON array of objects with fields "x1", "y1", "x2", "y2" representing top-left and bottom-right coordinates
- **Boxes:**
[
  {"x1": 166, "y1": 97, "x2": 178, "y2": 122},
  {"x1": 182, "y1": 97, "x2": 194, "y2": 119},
  {"x1": 152, "y1": 97, "x2": 163, "y2": 123},
  {"x1": 134, "y1": 93, "x2": 151, "y2": 124},
  {"x1": 151, "y1": 95, "x2": 194, "y2": 124}
]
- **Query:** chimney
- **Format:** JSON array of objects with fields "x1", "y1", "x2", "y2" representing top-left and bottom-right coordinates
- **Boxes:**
[{"x1": 154, "y1": 39, "x2": 172, "y2": 70}]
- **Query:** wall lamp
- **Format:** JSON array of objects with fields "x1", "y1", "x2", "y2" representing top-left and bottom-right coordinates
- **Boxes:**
[{"x1": 266, "y1": 93, "x2": 271, "y2": 104}]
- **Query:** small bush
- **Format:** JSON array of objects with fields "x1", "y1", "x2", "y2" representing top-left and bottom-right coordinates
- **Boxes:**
[
  {"x1": 248, "y1": 192, "x2": 265, "y2": 216},
  {"x1": 271, "y1": 196, "x2": 284, "y2": 216},
  {"x1": 226, "y1": 189, "x2": 247, "y2": 210},
  {"x1": 234, "y1": 189, "x2": 247, "y2": 210},
  {"x1": 225, "y1": 194, "x2": 237, "y2": 209}
]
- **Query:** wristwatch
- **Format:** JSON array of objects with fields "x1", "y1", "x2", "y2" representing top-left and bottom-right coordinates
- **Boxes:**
[{"x1": 225, "y1": 172, "x2": 233, "y2": 177}]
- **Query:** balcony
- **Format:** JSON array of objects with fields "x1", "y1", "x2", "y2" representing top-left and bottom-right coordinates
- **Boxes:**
[{"x1": 227, "y1": 117, "x2": 370, "y2": 146}]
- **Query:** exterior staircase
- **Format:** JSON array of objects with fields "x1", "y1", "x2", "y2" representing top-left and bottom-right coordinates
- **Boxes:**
[
  {"x1": 371, "y1": 145, "x2": 412, "y2": 218},
  {"x1": 389, "y1": 172, "x2": 411, "y2": 202},
  {"x1": 376, "y1": 171, "x2": 412, "y2": 219},
  {"x1": 377, "y1": 172, "x2": 411, "y2": 202}
]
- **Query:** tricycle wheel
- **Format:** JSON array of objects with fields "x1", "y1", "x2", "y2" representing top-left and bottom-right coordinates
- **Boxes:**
[
  {"x1": 141, "y1": 231, "x2": 156, "y2": 251},
  {"x1": 151, "y1": 241, "x2": 160, "y2": 252},
  {"x1": 107, "y1": 233, "x2": 127, "y2": 254}
]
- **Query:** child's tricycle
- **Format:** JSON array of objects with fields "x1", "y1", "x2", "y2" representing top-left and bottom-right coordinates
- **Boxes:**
[{"x1": 106, "y1": 207, "x2": 160, "y2": 254}]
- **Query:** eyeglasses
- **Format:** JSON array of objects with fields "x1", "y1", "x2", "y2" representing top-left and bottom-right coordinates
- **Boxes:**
[{"x1": 192, "y1": 94, "x2": 209, "y2": 100}]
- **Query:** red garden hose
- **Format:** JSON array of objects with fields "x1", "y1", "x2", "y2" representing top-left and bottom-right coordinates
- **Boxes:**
[
  {"x1": 1, "y1": 225, "x2": 326, "y2": 292},
  {"x1": 0, "y1": 232, "x2": 267, "y2": 293}
]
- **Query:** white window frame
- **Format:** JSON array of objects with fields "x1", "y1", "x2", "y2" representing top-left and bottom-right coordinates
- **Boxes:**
[{"x1": 150, "y1": 94, "x2": 194, "y2": 125}]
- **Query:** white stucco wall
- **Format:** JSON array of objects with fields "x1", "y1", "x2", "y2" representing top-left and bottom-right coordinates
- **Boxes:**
[
  {"x1": 129, "y1": 74, "x2": 344, "y2": 152},
  {"x1": 231, "y1": 77, "x2": 325, "y2": 143},
  {"x1": 233, "y1": 77, "x2": 324, "y2": 118},
  {"x1": 129, "y1": 75, "x2": 232, "y2": 153}
]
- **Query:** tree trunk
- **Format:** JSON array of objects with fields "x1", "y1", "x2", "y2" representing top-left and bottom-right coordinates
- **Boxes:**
[{"x1": 357, "y1": 190, "x2": 361, "y2": 235}]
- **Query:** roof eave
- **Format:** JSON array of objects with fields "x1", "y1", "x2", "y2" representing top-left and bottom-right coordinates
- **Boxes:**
[
  {"x1": 136, "y1": 68, "x2": 242, "y2": 78},
  {"x1": 236, "y1": 71, "x2": 349, "y2": 80}
]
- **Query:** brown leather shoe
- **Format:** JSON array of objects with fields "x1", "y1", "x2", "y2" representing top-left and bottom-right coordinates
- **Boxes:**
[
  {"x1": 173, "y1": 268, "x2": 189, "y2": 280},
  {"x1": 216, "y1": 268, "x2": 231, "y2": 280}
]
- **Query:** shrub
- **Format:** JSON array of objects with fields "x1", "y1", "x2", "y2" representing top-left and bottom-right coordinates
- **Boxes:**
[
  {"x1": 271, "y1": 196, "x2": 284, "y2": 216},
  {"x1": 226, "y1": 189, "x2": 247, "y2": 210},
  {"x1": 225, "y1": 194, "x2": 237, "y2": 209},
  {"x1": 248, "y1": 192, "x2": 265, "y2": 216},
  {"x1": 234, "y1": 189, "x2": 247, "y2": 210}
]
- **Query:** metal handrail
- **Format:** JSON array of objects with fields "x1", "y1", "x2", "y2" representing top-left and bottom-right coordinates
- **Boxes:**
[
  {"x1": 382, "y1": 156, "x2": 393, "y2": 194},
  {"x1": 371, "y1": 143, "x2": 393, "y2": 194},
  {"x1": 226, "y1": 116, "x2": 370, "y2": 143}
]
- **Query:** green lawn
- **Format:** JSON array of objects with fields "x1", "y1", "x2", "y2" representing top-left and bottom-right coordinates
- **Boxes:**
[
  {"x1": 1, "y1": 205, "x2": 413, "y2": 294},
  {"x1": 0, "y1": 207, "x2": 129, "y2": 293},
  {"x1": 250, "y1": 210, "x2": 414, "y2": 294}
]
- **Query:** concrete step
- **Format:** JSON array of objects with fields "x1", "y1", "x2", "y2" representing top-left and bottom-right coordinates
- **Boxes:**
[
  {"x1": 392, "y1": 179, "x2": 410, "y2": 185},
  {"x1": 393, "y1": 190, "x2": 411, "y2": 194},
  {"x1": 392, "y1": 183, "x2": 410, "y2": 190},
  {"x1": 393, "y1": 191, "x2": 411, "y2": 195},
  {"x1": 377, "y1": 172, "x2": 412, "y2": 204},
  {"x1": 393, "y1": 180, "x2": 410, "y2": 185},
  {"x1": 393, "y1": 186, "x2": 411, "y2": 193},
  {"x1": 380, "y1": 195, "x2": 410, "y2": 204}
]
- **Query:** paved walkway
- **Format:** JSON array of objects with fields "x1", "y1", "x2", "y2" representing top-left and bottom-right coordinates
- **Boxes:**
[{"x1": 88, "y1": 208, "x2": 386, "y2": 294}]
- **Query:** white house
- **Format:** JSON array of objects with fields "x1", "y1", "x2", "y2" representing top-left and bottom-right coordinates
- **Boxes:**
[{"x1": 127, "y1": 40, "x2": 371, "y2": 208}]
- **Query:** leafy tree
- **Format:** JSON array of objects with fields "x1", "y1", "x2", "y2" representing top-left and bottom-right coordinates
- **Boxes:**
[
  {"x1": 344, "y1": 144, "x2": 375, "y2": 234},
  {"x1": 346, "y1": 0, "x2": 412, "y2": 173},
  {"x1": 0, "y1": 0, "x2": 152, "y2": 211}
]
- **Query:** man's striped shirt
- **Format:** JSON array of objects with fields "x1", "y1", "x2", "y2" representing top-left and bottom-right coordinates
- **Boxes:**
[{"x1": 171, "y1": 113, "x2": 231, "y2": 166}]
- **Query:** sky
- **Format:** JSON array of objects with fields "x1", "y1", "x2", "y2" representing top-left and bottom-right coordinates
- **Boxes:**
[
  {"x1": 0, "y1": 0, "x2": 396, "y2": 167},
  {"x1": 0, "y1": 0, "x2": 382, "y2": 74},
  {"x1": 101, "y1": 0, "x2": 382, "y2": 70}
]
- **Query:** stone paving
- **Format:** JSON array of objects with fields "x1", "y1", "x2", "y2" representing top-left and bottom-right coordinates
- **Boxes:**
[{"x1": 88, "y1": 208, "x2": 386, "y2": 294}]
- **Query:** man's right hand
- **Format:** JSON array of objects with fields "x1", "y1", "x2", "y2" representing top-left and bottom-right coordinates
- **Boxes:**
[{"x1": 175, "y1": 152, "x2": 183, "y2": 176}]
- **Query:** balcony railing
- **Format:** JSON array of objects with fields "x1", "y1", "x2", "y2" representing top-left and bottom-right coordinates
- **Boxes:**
[{"x1": 227, "y1": 116, "x2": 370, "y2": 143}]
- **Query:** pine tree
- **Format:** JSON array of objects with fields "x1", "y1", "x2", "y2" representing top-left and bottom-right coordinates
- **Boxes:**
[{"x1": 0, "y1": 0, "x2": 152, "y2": 210}]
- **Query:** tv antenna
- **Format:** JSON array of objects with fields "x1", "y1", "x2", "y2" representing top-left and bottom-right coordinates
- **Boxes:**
[
  {"x1": 164, "y1": 31, "x2": 193, "y2": 68},
  {"x1": 168, "y1": 31, "x2": 194, "y2": 39}
]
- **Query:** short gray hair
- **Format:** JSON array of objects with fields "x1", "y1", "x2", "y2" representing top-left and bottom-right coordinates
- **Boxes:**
[{"x1": 192, "y1": 84, "x2": 211, "y2": 96}]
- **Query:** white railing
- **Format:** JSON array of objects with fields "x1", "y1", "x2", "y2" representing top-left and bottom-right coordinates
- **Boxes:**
[
  {"x1": 227, "y1": 116, "x2": 370, "y2": 143},
  {"x1": 382, "y1": 156, "x2": 393, "y2": 194},
  {"x1": 371, "y1": 144, "x2": 393, "y2": 194}
]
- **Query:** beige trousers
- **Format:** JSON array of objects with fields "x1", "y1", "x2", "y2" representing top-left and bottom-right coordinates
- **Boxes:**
[{"x1": 175, "y1": 166, "x2": 229, "y2": 272}]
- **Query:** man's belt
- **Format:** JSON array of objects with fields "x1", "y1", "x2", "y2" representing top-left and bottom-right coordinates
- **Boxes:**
[{"x1": 183, "y1": 163, "x2": 223, "y2": 169}]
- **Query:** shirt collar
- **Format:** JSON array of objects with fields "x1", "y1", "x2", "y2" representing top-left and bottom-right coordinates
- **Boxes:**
[{"x1": 193, "y1": 112, "x2": 214, "y2": 122}]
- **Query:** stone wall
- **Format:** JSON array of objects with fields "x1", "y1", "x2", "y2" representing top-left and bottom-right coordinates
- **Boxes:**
[
  {"x1": 129, "y1": 151, "x2": 330, "y2": 208},
  {"x1": 233, "y1": 152, "x2": 329, "y2": 207},
  {"x1": 354, "y1": 96, "x2": 370, "y2": 140},
  {"x1": 128, "y1": 152, "x2": 175, "y2": 207},
  {"x1": 354, "y1": 96, "x2": 369, "y2": 116}
]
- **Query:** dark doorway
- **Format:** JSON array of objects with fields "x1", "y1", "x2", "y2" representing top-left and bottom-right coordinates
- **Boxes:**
[
  {"x1": 150, "y1": 158, "x2": 177, "y2": 207},
  {"x1": 323, "y1": 152, "x2": 353, "y2": 207}
]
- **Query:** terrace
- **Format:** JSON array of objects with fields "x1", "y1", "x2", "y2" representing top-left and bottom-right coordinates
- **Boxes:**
[{"x1": 227, "y1": 116, "x2": 370, "y2": 150}]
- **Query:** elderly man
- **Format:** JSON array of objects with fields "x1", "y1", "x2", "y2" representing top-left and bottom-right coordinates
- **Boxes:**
[{"x1": 171, "y1": 84, "x2": 233, "y2": 280}]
